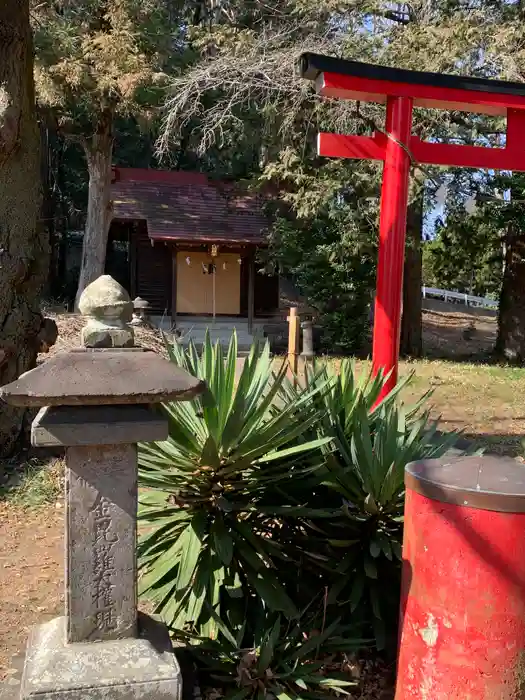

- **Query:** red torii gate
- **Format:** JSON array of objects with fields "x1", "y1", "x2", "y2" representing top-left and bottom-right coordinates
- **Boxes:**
[{"x1": 298, "y1": 53, "x2": 525, "y2": 401}]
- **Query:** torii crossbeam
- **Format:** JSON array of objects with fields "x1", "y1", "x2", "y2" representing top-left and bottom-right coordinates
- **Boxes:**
[{"x1": 298, "y1": 53, "x2": 525, "y2": 401}]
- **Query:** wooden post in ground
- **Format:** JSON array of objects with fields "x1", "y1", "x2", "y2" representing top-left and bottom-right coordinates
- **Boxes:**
[{"x1": 287, "y1": 306, "x2": 300, "y2": 381}]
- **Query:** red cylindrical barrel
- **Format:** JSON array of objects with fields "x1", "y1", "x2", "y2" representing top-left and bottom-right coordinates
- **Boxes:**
[{"x1": 396, "y1": 456, "x2": 525, "y2": 700}]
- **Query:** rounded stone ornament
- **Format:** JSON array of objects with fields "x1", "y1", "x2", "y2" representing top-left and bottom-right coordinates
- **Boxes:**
[
  {"x1": 78, "y1": 275, "x2": 134, "y2": 348},
  {"x1": 79, "y1": 275, "x2": 133, "y2": 323}
]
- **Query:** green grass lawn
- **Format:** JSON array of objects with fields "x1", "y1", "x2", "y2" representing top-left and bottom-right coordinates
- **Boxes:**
[
  {"x1": 281, "y1": 354, "x2": 525, "y2": 456},
  {"x1": 352, "y1": 358, "x2": 525, "y2": 457}
]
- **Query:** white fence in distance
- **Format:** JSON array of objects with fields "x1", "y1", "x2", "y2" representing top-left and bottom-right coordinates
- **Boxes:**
[{"x1": 422, "y1": 286, "x2": 499, "y2": 310}]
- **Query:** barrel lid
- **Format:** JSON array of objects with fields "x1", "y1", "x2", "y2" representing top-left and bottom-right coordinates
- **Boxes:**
[{"x1": 405, "y1": 456, "x2": 525, "y2": 513}]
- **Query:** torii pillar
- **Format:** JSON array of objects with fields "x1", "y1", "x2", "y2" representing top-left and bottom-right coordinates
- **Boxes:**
[{"x1": 298, "y1": 53, "x2": 525, "y2": 401}]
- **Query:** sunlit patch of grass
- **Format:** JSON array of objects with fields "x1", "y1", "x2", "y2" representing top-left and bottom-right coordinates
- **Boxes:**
[{"x1": 287, "y1": 356, "x2": 525, "y2": 457}]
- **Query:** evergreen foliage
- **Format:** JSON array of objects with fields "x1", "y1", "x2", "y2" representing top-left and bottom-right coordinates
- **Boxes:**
[
  {"x1": 33, "y1": 0, "x2": 525, "y2": 350},
  {"x1": 32, "y1": 0, "x2": 173, "y2": 302}
]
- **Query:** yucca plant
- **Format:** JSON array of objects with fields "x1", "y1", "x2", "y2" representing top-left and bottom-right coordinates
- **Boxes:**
[
  {"x1": 137, "y1": 333, "x2": 333, "y2": 639},
  {"x1": 185, "y1": 609, "x2": 366, "y2": 700},
  {"x1": 278, "y1": 359, "x2": 474, "y2": 650}
]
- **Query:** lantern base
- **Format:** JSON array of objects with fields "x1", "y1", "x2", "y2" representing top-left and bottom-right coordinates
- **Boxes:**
[{"x1": 20, "y1": 613, "x2": 182, "y2": 700}]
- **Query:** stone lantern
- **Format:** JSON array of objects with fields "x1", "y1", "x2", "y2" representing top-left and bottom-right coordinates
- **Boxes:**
[
  {"x1": 0, "y1": 275, "x2": 205, "y2": 700},
  {"x1": 132, "y1": 297, "x2": 152, "y2": 326}
]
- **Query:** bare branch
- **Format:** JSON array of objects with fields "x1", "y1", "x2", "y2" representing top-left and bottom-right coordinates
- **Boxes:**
[{"x1": 156, "y1": 26, "x2": 377, "y2": 158}]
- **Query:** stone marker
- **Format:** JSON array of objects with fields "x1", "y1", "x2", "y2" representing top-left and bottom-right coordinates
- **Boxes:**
[
  {"x1": 300, "y1": 319, "x2": 314, "y2": 362},
  {"x1": 0, "y1": 275, "x2": 205, "y2": 700}
]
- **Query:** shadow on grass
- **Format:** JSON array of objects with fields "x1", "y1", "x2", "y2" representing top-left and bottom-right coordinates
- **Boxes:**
[
  {"x1": 435, "y1": 429, "x2": 523, "y2": 458},
  {"x1": 325, "y1": 344, "x2": 502, "y2": 366},
  {"x1": 0, "y1": 453, "x2": 63, "y2": 507},
  {"x1": 463, "y1": 433, "x2": 524, "y2": 458},
  {"x1": 420, "y1": 348, "x2": 496, "y2": 364}
]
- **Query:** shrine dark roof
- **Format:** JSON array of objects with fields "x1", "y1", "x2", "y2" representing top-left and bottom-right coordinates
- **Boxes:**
[{"x1": 111, "y1": 168, "x2": 270, "y2": 244}]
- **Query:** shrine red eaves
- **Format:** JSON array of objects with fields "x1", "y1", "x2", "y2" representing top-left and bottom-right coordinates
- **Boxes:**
[
  {"x1": 298, "y1": 52, "x2": 525, "y2": 116},
  {"x1": 298, "y1": 53, "x2": 525, "y2": 172}
]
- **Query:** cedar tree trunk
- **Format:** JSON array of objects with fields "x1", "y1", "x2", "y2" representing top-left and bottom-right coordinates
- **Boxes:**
[
  {"x1": 74, "y1": 110, "x2": 113, "y2": 308},
  {"x1": 0, "y1": 0, "x2": 48, "y2": 457},
  {"x1": 495, "y1": 222, "x2": 525, "y2": 362},
  {"x1": 400, "y1": 184, "x2": 423, "y2": 357}
]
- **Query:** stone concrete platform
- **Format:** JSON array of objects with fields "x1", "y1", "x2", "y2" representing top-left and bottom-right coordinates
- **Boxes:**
[{"x1": 20, "y1": 614, "x2": 181, "y2": 700}]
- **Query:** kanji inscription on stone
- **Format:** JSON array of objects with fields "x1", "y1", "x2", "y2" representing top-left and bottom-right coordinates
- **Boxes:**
[
  {"x1": 66, "y1": 444, "x2": 137, "y2": 642},
  {"x1": 91, "y1": 495, "x2": 118, "y2": 632}
]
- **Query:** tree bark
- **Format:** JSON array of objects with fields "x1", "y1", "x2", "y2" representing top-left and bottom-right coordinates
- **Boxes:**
[
  {"x1": 74, "y1": 110, "x2": 113, "y2": 308},
  {"x1": 0, "y1": 0, "x2": 48, "y2": 457},
  {"x1": 400, "y1": 182, "x2": 423, "y2": 357},
  {"x1": 495, "y1": 222, "x2": 525, "y2": 362}
]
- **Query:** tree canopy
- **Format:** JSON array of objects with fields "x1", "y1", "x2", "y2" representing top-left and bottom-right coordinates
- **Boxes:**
[
  {"x1": 33, "y1": 0, "x2": 173, "y2": 304},
  {"x1": 31, "y1": 0, "x2": 525, "y2": 358}
]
